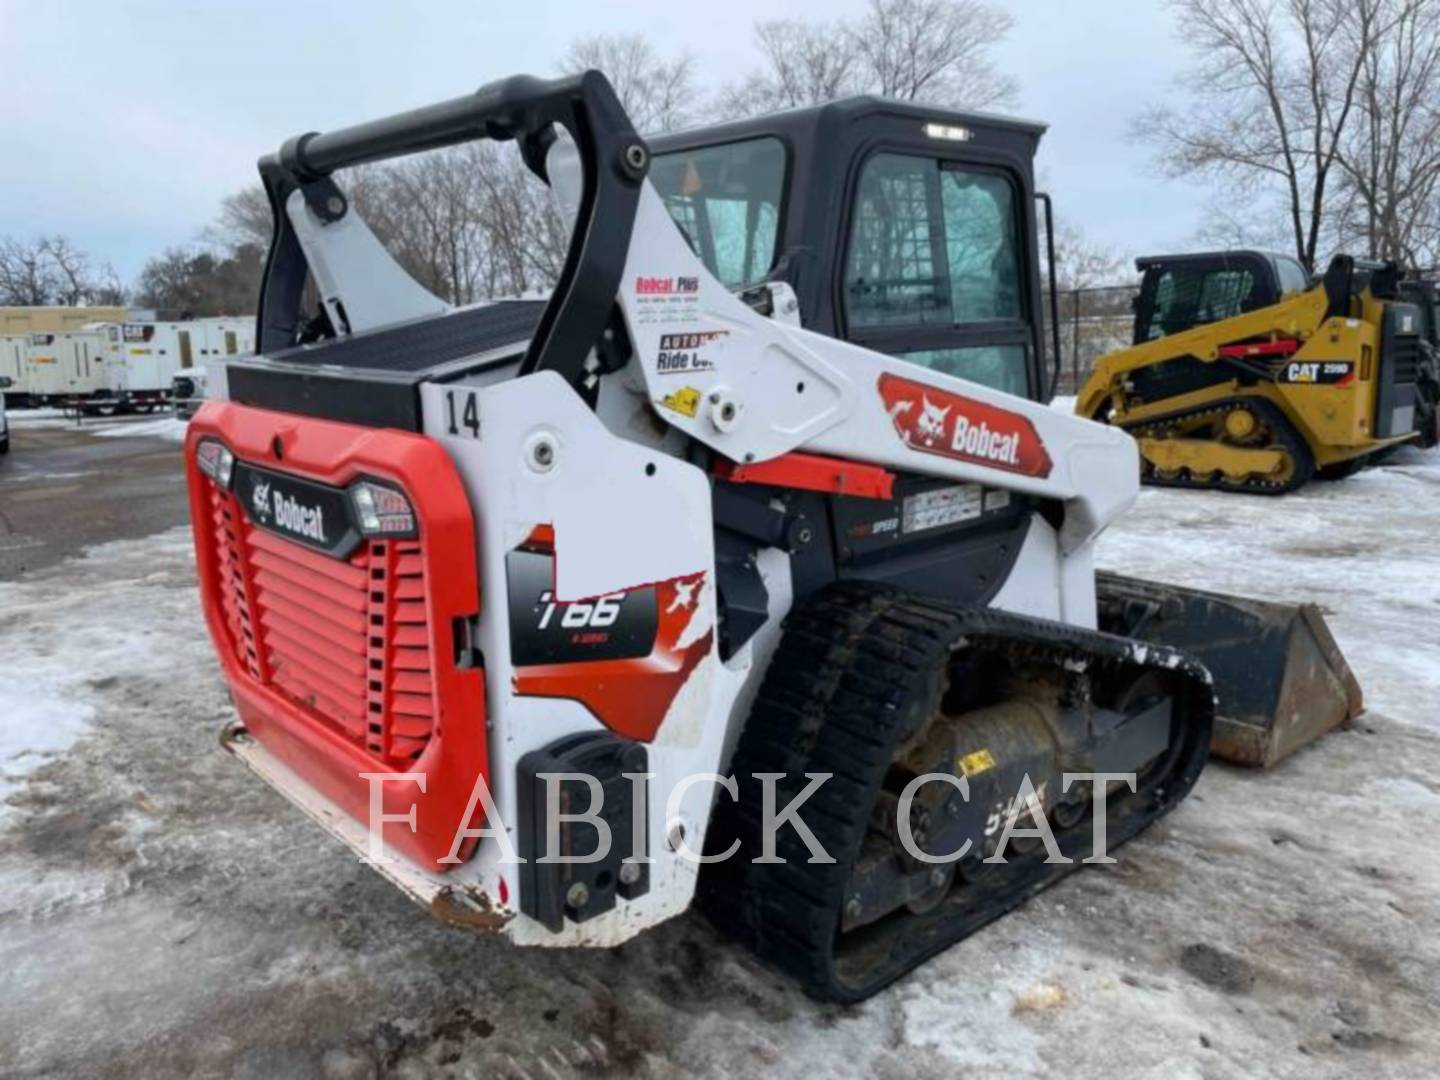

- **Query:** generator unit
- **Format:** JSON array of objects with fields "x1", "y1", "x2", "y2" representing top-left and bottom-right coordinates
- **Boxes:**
[{"x1": 24, "y1": 330, "x2": 108, "y2": 405}]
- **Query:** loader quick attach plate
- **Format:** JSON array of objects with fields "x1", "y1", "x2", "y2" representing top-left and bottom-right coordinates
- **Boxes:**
[{"x1": 1096, "y1": 572, "x2": 1363, "y2": 767}]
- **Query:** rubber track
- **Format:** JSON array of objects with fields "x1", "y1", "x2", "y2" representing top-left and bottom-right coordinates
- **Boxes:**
[
  {"x1": 699, "y1": 581, "x2": 1213, "y2": 1002},
  {"x1": 1125, "y1": 396, "x2": 1315, "y2": 495}
]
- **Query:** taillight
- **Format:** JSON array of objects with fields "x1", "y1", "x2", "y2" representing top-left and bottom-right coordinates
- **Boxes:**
[
  {"x1": 349, "y1": 479, "x2": 417, "y2": 537},
  {"x1": 195, "y1": 438, "x2": 235, "y2": 488}
]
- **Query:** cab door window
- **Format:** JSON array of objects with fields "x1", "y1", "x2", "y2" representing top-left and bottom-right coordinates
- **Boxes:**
[
  {"x1": 650, "y1": 137, "x2": 786, "y2": 288},
  {"x1": 843, "y1": 152, "x2": 1030, "y2": 397}
]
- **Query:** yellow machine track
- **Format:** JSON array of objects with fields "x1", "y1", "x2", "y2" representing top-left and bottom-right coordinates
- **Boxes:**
[{"x1": 1125, "y1": 398, "x2": 1322, "y2": 494}]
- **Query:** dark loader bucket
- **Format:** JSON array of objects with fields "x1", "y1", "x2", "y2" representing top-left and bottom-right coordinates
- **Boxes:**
[{"x1": 1096, "y1": 572, "x2": 1364, "y2": 768}]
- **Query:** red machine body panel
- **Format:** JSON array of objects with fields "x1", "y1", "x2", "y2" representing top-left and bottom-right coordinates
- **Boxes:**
[{"x1": 186, "y1": 402, "x2": 487, "y2": 869}]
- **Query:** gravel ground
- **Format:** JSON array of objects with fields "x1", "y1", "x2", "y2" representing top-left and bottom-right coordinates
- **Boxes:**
[{"x1": 1, "y1": 441, "x2": 1438, "y2": 1079}]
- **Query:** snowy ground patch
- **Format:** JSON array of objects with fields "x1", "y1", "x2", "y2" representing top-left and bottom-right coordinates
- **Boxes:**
[
  {"x1": 0, "y1": 697, "x2": 92, "y2": 807},
  {"x1": 89, "y1": 416, "x2": 188, "y2": 443},
  {"x1": 4, "y1": 407, "x2": 69, "y2": 424},
  {"x1": 0, "y1": 532, "x2": 198, "y2": 821},
  {"x1": 5, "y1": 410, "x2": 187, "y2": 442}
]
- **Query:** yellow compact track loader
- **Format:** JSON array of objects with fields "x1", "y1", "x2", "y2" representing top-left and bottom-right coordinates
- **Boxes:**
[{"x1": 1077, "y1": 251, "x2": 1438, "y2": 493}]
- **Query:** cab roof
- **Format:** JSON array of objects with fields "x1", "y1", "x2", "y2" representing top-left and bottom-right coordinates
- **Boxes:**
[{"x1": 650, "y1": 95, "x2": 1047, "y2": 154}]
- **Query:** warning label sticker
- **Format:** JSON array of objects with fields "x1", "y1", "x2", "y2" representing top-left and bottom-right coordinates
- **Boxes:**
[{"x1": 902, "y1": 484, "x2": 983, "y2": 533}]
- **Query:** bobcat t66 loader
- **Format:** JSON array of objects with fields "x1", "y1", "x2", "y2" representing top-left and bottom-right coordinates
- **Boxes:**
[
  {"x1": 1077, "y1": 249, "x2": 1439, "y2": 492},
  {"x1": 185, "y1": 73, "x2": 1357, "y2": 1001}
]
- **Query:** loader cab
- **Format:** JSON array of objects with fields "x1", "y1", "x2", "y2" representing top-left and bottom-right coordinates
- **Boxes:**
[
  {"x1": 649, "y1": 99, "x2": 1051, "y2": 402},
  {"x1": 1131, "y1": 250, "x2": 1311, "y2": 345}
]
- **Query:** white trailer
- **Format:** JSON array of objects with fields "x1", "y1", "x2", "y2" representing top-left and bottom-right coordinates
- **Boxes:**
[
  {"x1": 97, "y1": 317, "x2": 254, "y2": 412},
  {"x1": 0, "y1": 334, "x2": 28, "y2": 404},
  {"x1": 24, "y1": 330, "x2": 109, "y2": 405},
  {"x1": 194, "y1": 317, "x2": 254, "y2": 363}
]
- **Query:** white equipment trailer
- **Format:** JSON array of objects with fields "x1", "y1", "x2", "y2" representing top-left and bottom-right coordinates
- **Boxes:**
[
  {"x1": 171, "y1": 318, "x2": 254, "y2": 418},
  {"x1": 93, "y1": 317, "x2": 254, "y2": 413},
  {"x1": 24, "y1": 330, "x2": 109, "y2": 405},
  {"x1": 0, "y1": 334, "x2": 28, "y2": 405}
]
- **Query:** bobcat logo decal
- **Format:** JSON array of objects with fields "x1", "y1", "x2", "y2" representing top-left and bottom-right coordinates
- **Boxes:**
[
  {"x1": 877, "y1": 373, "x2": 1054, "y2": 478},
  {"x1": 251, "y1": 479, "x2": 272, "y2": 523},
  {"x1": 916, "y1": 396, "x2": 951, "y2": 446}
]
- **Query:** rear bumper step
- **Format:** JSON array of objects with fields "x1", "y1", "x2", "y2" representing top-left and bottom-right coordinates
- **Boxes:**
[{"x1": 221, "y1": 722, "x2": 511, "y2": 931}]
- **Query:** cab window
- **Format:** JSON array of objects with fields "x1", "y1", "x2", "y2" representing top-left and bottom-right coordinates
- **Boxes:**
[
  {"x1": 1143, "y1": 267, "x2": 1259, "y2": 340},
  {"x1": 1274, "y1": 256, "x2": 1311, "y2": 295},
  {"x1": 842, "y1": 152, "x2": 1030, "y2": 396},
  {"x1": 650, "y1": 137, "x2": 786, "y2": 288}
]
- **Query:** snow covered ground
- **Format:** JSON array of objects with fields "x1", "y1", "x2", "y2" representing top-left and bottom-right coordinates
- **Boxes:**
[
  {"x1": 2, "y1": 452, "x2": 1439, "y2": 1077},
  {"x1": 89, "y1": 415, "x2": 188, "y2": 443},
  {"x1": 6, "y1": 408, "x2": 188, "y2": 443},
  {"x1": 5, "y1": 408, "x2": 188, "y2": 443}
]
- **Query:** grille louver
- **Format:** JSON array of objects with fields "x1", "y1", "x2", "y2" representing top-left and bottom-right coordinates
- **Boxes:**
[{"x1": 207, "y1": 486, "x2": 436, "y2": 766}]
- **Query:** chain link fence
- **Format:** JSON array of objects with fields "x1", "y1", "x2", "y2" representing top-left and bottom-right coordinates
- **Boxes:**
[{"x1": 1048, "y1": 284, "x2": 1139, "y2": 397}]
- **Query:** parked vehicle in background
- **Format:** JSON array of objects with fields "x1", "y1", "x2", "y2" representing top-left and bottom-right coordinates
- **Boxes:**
[
  {"x1": 24, "y1": 330, "x2": 109, "y2": 406},
  {"x1": 172, "y1": 367, "x2": 209, "y2": 418}
]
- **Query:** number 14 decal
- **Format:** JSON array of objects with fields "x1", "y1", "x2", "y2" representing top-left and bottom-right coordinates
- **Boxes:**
[{"x1": 445, "y1": 389, "x2": 480, "y2": 439}]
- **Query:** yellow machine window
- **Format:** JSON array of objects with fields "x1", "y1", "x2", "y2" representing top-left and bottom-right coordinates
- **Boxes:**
[{"x1": 1145, "y1": 267, "x2": 1259, "y2": 340}]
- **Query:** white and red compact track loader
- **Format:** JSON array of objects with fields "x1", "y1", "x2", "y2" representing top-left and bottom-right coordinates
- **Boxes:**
[{"x1": 185, "y1": 72, "x2": 1358, "y2": 1000}]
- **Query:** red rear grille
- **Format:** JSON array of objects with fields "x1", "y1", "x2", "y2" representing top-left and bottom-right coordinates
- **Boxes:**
[{"x1": 207, "y1": 486, "x2": 436, "y2": 766}]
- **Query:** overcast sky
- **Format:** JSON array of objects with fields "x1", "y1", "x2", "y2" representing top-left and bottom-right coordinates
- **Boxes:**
[{"x1": 0, "y1": 0, "x2": 1209, "y2": 283}]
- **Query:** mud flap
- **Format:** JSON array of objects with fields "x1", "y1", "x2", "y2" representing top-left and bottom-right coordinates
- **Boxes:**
[{"x1": 1095, "y1": 572, "x2": 1363, "y2": 768}]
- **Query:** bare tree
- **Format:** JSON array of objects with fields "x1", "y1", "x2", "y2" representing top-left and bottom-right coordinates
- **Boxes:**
[
  {"x1": 560, "y1": 34, "x2": 698, "y2": 133},
  {"x1": 1331, "y1": 0, "x2": 1440, "y2": 264},
  {"x1": 40, "y1": 236, "x2": 92, "y2": 305},
  {"x1": 1051, "y1": 226, "x2": 1128, "y2": 292},
  {"x1": 716, "y1": 19, "x2": 861, "y2": 116},
  {"x1": 1135, "y1": 0, "x2": 1384, "y2": 270},
  {"x1": 0, "y1": 237, "x2": 58, "y2": 305},
  {"x1": 856, "y1": 0, "x2": 1017, "y2": 109},
  {"x1": 212, "y1": 185, "x2": 274, "y2": 250},
  {"x1": 89, "y1": 263, "x2": 130, "y2": 306},
  {"x1": 0, "y1": 234, "x2": 118, "y2": 305},
  {"x1": 360, "y1": 149, "x2": 492, "y2": 304},
  {"x1": 719, "y1": 0, "x2": 1017, "y2": 119}
]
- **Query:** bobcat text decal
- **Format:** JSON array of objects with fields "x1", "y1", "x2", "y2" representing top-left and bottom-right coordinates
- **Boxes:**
[{"x1": 878, "y1": 373, "x2": 1053, "y2": 478}]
